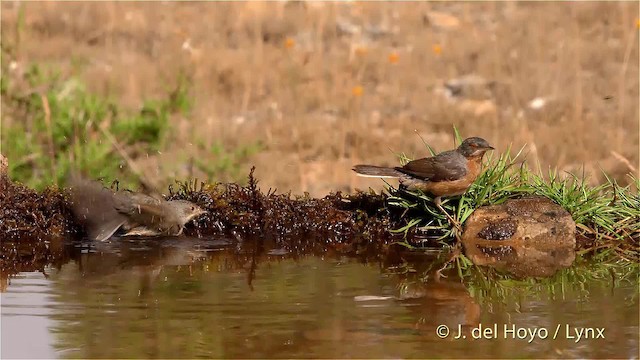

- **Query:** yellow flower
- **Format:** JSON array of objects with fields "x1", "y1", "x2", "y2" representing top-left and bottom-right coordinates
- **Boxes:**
[
  {"x1": 433, "y1": 44, "x2": 442, "y2": 56},
  {"x1": 388, "y1": 51, "x2": 400, "y2": 64},
  {"x1": 284, "y1": 37, "x2": 295, "y2": 49},
  {"x1": 352, "y1": 85, "x2": 364, "y2": 97}
]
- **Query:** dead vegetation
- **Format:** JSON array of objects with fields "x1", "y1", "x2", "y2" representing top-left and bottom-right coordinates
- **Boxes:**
[
  {"x1": 0, "y1": 170, "x2": 402, "y2": 248},
  {"x1": 168, "y1": 168, "x2": 401, "y2": 251},
  {"x1": 0, "y1": 175, "x2": 80, "y2": 241},
  {"x1": 0, "y1": 169, "x2": 402, "y2": 281}
]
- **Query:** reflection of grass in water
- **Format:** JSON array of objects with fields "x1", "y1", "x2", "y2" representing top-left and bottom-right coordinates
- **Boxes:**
[
  {"x1": 461, "y1": 258, "x2": 639, "y2": 306},
  {"x1": 387, "y1": 128, "x2": 639, "y2": 262},
  {"x1": 391, "y1": 251, "x2": 638, "y2": 306}
]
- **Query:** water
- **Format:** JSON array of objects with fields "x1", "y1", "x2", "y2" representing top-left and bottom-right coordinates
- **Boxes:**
[{"x1": 1, "y1": 238, "x2": 638, "y2": 359}]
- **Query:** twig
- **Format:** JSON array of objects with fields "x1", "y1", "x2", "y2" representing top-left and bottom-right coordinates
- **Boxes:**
[
  {"x1": 610, "y1": 151, "x2": 637, "y2": 173},
  {"x1": 40, "y1": 94, "x2": 57, "y2": 183},
  {"x1": 98, "y1": 122, "x2": 158, "y2": 192},
  {"x1": 617, "y1": 17, "x2": 635, "y2": 153}
]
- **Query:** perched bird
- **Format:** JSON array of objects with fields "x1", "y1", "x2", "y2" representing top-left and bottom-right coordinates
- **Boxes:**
[
  {"x1": 353, "y1": 137, "x2": 494, "y2": 229},
  {"x1": 68, "y1": 177, "x2": 207, "y2": 241}
]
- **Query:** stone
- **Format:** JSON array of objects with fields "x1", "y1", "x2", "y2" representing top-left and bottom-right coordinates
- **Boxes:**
[{"x1": 461, "y1": 196, "x2": 576, "y2": 277}]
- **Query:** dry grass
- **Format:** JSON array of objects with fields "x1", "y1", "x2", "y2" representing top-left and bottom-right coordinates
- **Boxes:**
[{"x1": 1, "y1": 1, "x2": 638, "y2": 196}]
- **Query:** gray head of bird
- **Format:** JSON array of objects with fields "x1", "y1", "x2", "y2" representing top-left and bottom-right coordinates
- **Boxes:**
[
  {"x1": 169, "y1": 200, "x2": 208, "y2": 226},
  {"x1": 458, "y1": 137, "x2": 495, "y2": 158}
]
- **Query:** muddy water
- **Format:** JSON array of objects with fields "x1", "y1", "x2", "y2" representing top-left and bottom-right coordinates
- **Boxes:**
[{"x1": 1, "y1": 238, "x2": 638, "y2": 359}]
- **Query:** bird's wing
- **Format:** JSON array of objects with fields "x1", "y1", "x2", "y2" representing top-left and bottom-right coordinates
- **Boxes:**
[
  {"x1": 67, "y1": 176, "x2": 127, "y2": 241},
  {"x1": 113, "y1": 192, "x2": 169, "y2": 230},
  {"x1": 395, "y1": 150, "x2": 467, "y2": 181},
  {"x1": 113, "y1": 192, "x2": 161, "y2": 215}
]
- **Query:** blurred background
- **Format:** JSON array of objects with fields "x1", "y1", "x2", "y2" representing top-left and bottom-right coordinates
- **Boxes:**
[{"x1": 1, "y1": 1, "x2": 638, "y2": 196}]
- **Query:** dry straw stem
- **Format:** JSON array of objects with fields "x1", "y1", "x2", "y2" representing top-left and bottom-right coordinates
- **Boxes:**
[
  {"x1": 40, "y1": 94, "x2": 56, "y2": 183},
  {"x1": 98, "y1": 123, "x2": 158, "y2": 192}
]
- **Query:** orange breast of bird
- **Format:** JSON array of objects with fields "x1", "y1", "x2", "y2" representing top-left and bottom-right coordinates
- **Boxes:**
[{"x1": 414, "y1": 156, "x2": 484, "y2": 197}]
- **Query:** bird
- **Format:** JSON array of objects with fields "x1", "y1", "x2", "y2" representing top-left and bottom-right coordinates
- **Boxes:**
[
  {"x1": 353, "y1": 137, "x2": 494, "y2": 230},
  {"x1": 68, "y1": 177, "x2": 207, "y2": 241}
]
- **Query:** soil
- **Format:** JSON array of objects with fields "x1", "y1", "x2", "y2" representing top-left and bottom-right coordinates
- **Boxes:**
[{"x1": 1, "y1": 2, "x2": 638, "y2": 196}]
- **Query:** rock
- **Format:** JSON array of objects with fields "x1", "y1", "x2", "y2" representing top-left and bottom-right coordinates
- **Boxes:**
[
  {"x1": 424, "y1": 11, "x2": 461, "y2": 31},
  {"x1": 461, "y1": 197, "x2": 576, "y2": 277},
  {"x1": 442, "y1": 74, "x2": 496, "y2": 101},
  {"x1": 434, "y1": 75, "x2": 498, "y2": 117}
]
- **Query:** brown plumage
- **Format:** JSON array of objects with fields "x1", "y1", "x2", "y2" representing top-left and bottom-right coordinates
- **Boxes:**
[{"x1": 353, "y1": 137, "x2": 494, "y2": 229}]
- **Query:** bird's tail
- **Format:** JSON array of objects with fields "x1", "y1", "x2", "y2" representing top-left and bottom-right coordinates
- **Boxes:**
[
  {"x1": 352, "y1": 165, "x2": 402, "y2": 178},
  {"x1": 67, "y1": 175, "x2": 126, "y2": 241}
]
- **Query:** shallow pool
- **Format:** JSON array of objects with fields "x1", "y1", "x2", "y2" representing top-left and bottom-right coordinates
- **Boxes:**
[{"x1": 1, "y1": 238, "x2": 638, "y2": 358}]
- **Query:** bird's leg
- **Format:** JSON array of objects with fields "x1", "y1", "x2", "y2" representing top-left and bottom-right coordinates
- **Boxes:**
[
  {"x1": 433, "y1": 197, "x2": 463, "y2": 280},
  {"x1": 434, "y1": 196, "x2": 463, "y2": 232},
  {"x1": 434, "y1": 241, "x2": 462, "y2": 280}
]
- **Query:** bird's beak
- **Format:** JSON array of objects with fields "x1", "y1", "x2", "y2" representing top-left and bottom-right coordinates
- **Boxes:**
[
  {"x1": 187, "y1": 209, "x2": 207, "y2": 223},
  {"x1": 486, "y1": 145, "x2": 495, "y2": 150}
]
